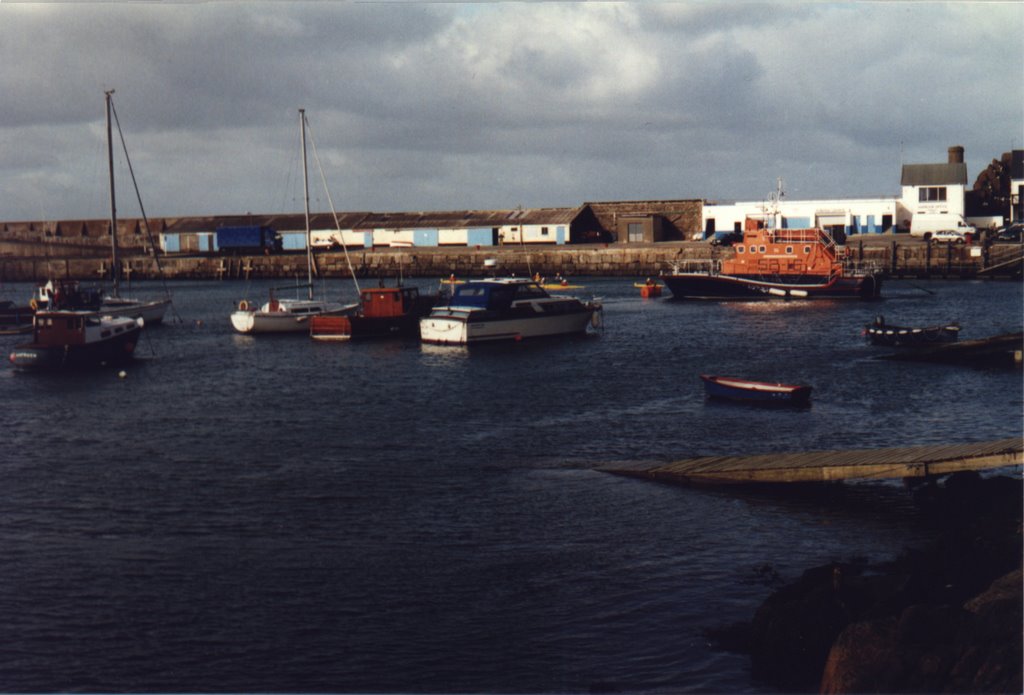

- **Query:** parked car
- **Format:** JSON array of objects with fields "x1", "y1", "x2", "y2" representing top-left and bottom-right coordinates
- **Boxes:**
[
  {"x1": 708, "y1": 231, "x2": 742, "y2": 246},
  {"x1": 931, "y1": 230, "x2": 970, "y2": 244},
  {"x1": 994, "y1": 223, "x2": 1023, "y2": 242}
]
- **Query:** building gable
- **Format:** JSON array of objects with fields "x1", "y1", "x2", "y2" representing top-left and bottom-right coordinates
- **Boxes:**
[{"x1": 901, "y1": 163, "x2": 967, "y2": 187}]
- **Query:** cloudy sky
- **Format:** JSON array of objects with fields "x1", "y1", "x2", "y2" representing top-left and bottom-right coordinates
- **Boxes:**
[{"x1": 1, "y1": 1, "x2": 1021, "y2": 222}]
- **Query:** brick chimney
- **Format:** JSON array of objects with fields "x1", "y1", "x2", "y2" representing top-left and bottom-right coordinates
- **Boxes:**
[{"x1": 948, "y1": 145, "x2": 964, "y2": 164}]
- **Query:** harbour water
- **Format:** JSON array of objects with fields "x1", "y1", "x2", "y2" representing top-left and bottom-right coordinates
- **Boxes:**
[{"x1": 1, "y1": 277, "x2": 1021, "y2": 693}]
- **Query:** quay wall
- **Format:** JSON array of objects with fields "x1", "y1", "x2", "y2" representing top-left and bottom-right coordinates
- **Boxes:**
[{"x1": 0, "y1": 239, "x2": 1021, "y2": 283}]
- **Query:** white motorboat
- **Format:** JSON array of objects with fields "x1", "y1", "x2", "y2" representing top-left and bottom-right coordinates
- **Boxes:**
[{"x1": 419, "y1": 277, "x2": 601, "y2": 345}]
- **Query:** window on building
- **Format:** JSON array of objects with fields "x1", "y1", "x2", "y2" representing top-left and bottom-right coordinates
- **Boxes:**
[
  {"x1": 627, "y1": 223, "x2": 644, "y2": 243},
  {"x1": 918, "y1": 187, "x2": 947, "y2": 202},
  {"x1": 541, "y1": 226, "x2": 549, "y2": 236}
]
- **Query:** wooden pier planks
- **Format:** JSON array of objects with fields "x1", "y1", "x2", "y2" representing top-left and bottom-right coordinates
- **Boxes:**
[{"x1": 604, "y1": 438, "x2": 1023, "y2": 485}]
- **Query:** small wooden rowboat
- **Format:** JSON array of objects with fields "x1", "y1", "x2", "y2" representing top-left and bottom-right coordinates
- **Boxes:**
[{"x1": 700, "y1": 375, "x2": 812, "y2": 406}]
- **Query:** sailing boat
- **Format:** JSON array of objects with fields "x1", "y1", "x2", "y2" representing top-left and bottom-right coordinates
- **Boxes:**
[
  {"x1": 33, "y1": 90, "x2": 172, "y2": 324},
  {"x1": 230, "y1": 109, "x2": 355, "y2": 334}
]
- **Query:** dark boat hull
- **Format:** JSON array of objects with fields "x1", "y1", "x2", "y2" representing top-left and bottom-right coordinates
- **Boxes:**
[
  {"x1": 700, "y1": 375, "x2": 812, "y2": 407},
  {"x1": 661, "y1": 272, "x2": 881, "y2": 300},
  {"x1": 9, "y1": 327, "x2": 141, "y2": 370},
  {"x1": 865, "y1": 323, "x2": 960, "y2": 347}
]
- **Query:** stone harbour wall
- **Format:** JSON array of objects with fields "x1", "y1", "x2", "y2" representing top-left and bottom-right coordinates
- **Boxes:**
[{"x1": 0, "y1": 239, "x2": 1020, "y2": 283}]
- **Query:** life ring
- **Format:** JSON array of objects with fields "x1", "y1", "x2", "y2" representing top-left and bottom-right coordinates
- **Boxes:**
[
  {"x1": 29, "y1": 298, "x2": 38, "y2": 311},
  {"x1": 238, "y1": 300, "x2": 249, "y2": 311}
]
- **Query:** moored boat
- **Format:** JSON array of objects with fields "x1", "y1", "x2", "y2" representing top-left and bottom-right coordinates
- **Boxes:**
[
  {"x1": 864, "y1": 316, "x2": 960, "y2": 347},
  {"x1": 419, "y1": 277, "x2": 602, "y2": 345},
  {"x1": 231, "y1": 292, "x2": 356, "y2": 334},
  {"x1": 310, "y1": 285, "x2": 436, "y2": 341},
  {"x1": 661, "y1": 221, "x2": 882, "y2": 301},
  {"x1": 83, "y1": 90, "x2": 173, "y2": 325},
  {"x1": 231, "y1": 109, "x2": 357, "y2": 335},
  {"x1": 700, "y1": 374, "x2": 812, "y2": 406},
  {"x1": 8, "y1": 309, "x2": 142, "y2": 370},
  {"x1": 32, "y1": 279, "x2": 170, "y2": 325}
]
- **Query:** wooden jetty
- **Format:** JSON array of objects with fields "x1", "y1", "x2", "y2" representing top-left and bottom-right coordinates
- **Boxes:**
[{"x1": 603, "y1": 438, "x2": 1023, "y2": 486}]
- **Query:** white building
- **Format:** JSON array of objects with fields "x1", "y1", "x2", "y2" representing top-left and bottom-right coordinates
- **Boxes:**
[
  {"x1": 702, "y1": 146, "x2": 976, "y2": 237},
  {"x1": 1011, "y1": 150, "x2": 1024, "y2": 224}
]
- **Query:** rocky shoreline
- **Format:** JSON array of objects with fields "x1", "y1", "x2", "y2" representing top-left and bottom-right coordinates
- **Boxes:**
[{"x1": 708, "y1": 472, "x2": 1022, "y2": 693}]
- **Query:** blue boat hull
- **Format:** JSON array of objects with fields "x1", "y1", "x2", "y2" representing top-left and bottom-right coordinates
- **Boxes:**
[{"x1": 700, "y1": 375, "x2": 812, "y2": 407}]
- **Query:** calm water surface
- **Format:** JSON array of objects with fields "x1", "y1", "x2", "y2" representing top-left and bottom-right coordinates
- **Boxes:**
[{"x1": 1, "y1": 277, "x2": 1021, "y2": 693}]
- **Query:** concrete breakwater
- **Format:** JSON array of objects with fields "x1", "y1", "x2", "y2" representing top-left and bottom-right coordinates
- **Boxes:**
[{"x1": 0, "y1": 239, "x2": 1021, "y2": 282}]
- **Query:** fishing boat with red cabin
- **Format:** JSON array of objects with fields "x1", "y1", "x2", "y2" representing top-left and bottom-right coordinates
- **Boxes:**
[
  {"x1": 8, "y1": 309, "x2": 142, "y2": 370},
  {"x1": 309, "y1": 285, "x2": 437, "y2": 341},
  {"x1": 700, "y1": 375, "x2": 812, "y2": 407},
  {"x1": 661, "y1": 219, "x2": 882, "y2": 301}
]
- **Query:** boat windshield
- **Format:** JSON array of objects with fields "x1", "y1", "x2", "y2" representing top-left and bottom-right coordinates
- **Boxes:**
[
  {"x1": 451, "y1": 285, "x2": 492, "y2": 308},
  {"x1": 451, "y1": 282, "x2": 551, "y2": 311}
]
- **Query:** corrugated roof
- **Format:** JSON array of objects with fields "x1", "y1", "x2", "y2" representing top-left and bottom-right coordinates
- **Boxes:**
[
  {"x1": 161, "y1": 207, "x2": 583, "y2": 233},
  {"x1": 356, "y1": 207, "x2": 580, "y2": 229},
  {"x1": 901, "y1": 163, "x2": 967, "y2": 186}
]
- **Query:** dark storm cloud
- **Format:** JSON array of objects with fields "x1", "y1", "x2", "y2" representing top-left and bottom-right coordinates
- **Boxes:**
[{"x1": 0, "y1": 2, "x2": 1020, "y2": 220}]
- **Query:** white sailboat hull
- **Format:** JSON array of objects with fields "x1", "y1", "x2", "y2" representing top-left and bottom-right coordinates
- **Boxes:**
[
  {"x1": 231, "y1": 299, "x2": 356, "y2": 334},
  {"x1": 101, "y1": 297, "x2": 171, "y2": 325}
]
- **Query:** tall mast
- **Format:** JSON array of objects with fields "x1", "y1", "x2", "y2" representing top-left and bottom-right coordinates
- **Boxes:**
[
  {"x1": 106, "y1": 89, "x2": 120, "y2": 296},
  {"x1": 300, "y1": 108, "x2": 313, "y2": 300}
]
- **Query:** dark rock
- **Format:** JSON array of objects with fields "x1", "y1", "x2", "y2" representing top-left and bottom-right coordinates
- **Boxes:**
[
  {"x1": 742, "y1": 475, "x2": 1022, "y2": 693},
  {"x1": 820, "y1": 569, "x2": 1022, "y2": 694},
  {"x1": 748, "y1": 562, "x2": 854, "y2": 690}
]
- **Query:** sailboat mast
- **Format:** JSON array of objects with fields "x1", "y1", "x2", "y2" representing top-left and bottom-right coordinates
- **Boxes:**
[
  {"x1": 106, "y1": 89, "x2": 120, "y2": 296},
  {"x1": 300, "y1": 108, "x2": 313, "y2": 301}
]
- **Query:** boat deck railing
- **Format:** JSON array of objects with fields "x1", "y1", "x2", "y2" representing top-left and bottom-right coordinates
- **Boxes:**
[
  {"x1": 664, "y1": 259, "x2": 721, "y2": 276},
  {"x1": 666, "y1": 257, "x2": 883, "y2": 278},
  {"x1": 841, "y1": 259, "x2": 884, "y2": 276}
]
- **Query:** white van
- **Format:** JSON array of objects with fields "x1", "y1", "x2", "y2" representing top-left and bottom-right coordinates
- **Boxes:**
[{"x1": 909, "y1": 213, "x2": 977, "y2": 241}]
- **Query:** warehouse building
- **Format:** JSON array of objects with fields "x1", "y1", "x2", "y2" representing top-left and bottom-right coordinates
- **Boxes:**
[{"x1": 701, "y1": 146, "x2": 1015, "y2": 237}]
